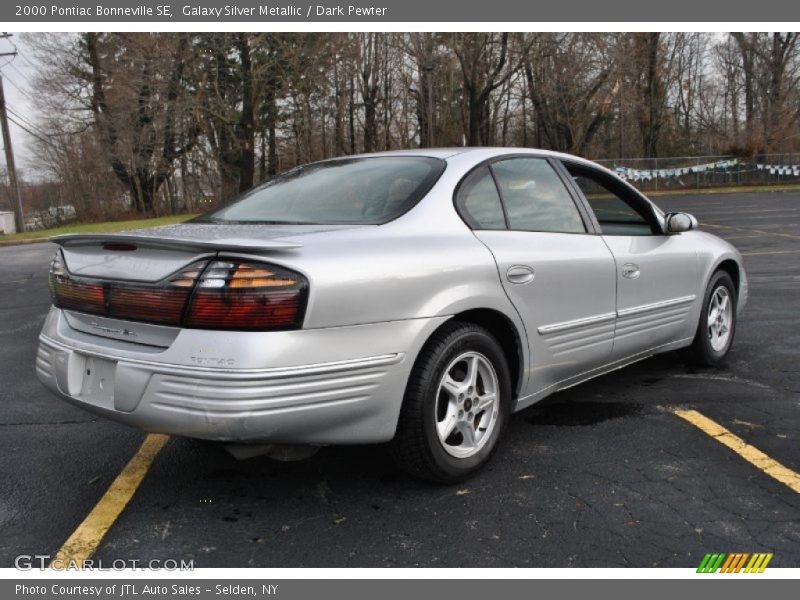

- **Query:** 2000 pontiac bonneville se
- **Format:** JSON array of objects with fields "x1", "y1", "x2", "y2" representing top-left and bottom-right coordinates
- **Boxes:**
[{"x1": 37, "y1": 148, "x2": 747, "y2": 482}]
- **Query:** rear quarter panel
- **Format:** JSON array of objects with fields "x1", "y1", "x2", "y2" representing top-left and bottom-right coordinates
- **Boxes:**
[{"x1": 231, "y1": 225, "x2": 521, "y2": 330}]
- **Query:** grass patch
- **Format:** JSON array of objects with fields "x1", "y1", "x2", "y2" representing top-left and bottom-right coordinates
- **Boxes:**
[{"x1": 0, "y1": 214, "x2": 198, "y2": 244}]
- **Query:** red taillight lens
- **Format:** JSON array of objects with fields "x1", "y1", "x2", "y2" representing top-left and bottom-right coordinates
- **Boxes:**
[
  {"x1": 107, "y1": 287, "x2": 191, "y2": 325},
  {"x1": 184, "y1": 261, "x2": 307, "y2": 330},
  {"x1": 49, "y1": 251, "x2": 308, "y2": 331},
  {"x1": 52, "y1": 280, "x2": 106, "y2": 314},
  {"x1": 105, "y1": 263, "x2": 204, "y2": 325},
  {"x1": 49, "y1": 251, "x2": 106, "y2": 314}
]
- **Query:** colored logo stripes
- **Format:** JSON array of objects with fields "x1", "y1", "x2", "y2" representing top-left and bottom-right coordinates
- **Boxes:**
[{"x1": 697, "y1": 553, "x2": 773, "y2": 573}]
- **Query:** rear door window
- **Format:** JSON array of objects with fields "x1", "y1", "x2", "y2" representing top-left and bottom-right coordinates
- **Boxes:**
[
  {"x1": 456, "y1": 166, "x2": 507, "y2": 230},
  {"x1": 490, "y1": 158, "x2": 586, "y2": 233}
]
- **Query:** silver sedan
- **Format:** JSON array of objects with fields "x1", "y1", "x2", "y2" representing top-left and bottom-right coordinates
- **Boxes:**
[{"x1": 37, "y1": 148, "x2": 747, "y2": 482}]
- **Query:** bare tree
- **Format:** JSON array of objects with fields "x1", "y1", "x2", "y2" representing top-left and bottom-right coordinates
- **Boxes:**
[
  {"x1": 452, "y1": 33, "x2": 514, "y2": 145},
  {"x1": 20, "y1": 31, "x2": 800, "y2": 222},
  {"x1": 523, "y1": 33, "x2": 621, "y2": 154},
  {"x1": 83, "y1": 32, "x2": 199, "y2": 213}
]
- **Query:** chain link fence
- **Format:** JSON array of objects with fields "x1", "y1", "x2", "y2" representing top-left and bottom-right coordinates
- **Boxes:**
[{"x1": 593, "y1": 154, "x2": 800, "y2": 192}]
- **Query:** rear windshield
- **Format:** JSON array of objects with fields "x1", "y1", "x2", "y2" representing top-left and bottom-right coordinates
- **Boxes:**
[{"x1": 197, "y1": 157, "x2": 445, "y2": 225}]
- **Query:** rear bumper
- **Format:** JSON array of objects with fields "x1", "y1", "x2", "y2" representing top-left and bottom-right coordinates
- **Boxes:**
[{"x1": 37, "y1": 308, "x2": 448, "y2": 444}]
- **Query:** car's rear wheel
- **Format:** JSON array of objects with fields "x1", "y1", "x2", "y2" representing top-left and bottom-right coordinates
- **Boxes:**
[
  {"x1": 389, "y1": 321, "x2": 512, "y2": 483},
  {"x1": 684, "y1": 270, "x2": 737, "y2": 367}
]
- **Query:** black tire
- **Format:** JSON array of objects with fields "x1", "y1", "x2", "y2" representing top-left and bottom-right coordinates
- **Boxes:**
[
  {"x1": 683, "y1": 271, "x2": 737, "y2": 367},
  {"x1": 389, "y1": 320, "x2": 512, "y2": 484}
]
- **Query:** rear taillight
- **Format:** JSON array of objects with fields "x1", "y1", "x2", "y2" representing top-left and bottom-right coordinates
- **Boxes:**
[
  {"x1": 185, "y1": 261, "x2": 307, "y2": 330},
  {"x1": 106, "y1": 263, "x2": 203, "y2": 325},
  {"x1": 49, "y1": 251, "x2": 106, "y2": 314},
  {"x1": 49, "y1": 251, "x2": 308, "y2": 331}
]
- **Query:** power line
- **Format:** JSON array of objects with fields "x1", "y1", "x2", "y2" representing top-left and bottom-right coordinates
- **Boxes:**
[
  {"x1": 0, "y1": 73, "x2": 33, "y2": 99},
  {"x1": 0, "y1": 32, "x2": 18, "y2": 71},
  {"x1": 1, "y1": 68, "x2": 37, "y2": 103},
  {"x1": 7, "y1": 108, "x2": 40, "y2": 133},
  {"x1": 6, "y1": 107, "x2": 43, "y2": 137},
  {"x1": 7, "y1": 114, "x2": 56, "y2": 149},
  {"x1": 6, "y1": 105, "x2": 51, "y2": 140},
  {"x1": 16, "y1": 48, "x2": 37, "y2": 70},
  {"x1": 0, "y1": 71, "x2": 45, "y2": 146},
  {"x1": 8, "y1": 62, "x2": 34, "y2": 85}
]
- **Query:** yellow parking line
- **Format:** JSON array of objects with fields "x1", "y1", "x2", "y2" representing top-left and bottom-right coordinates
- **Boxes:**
[
  {"x1": 51, "y1": 434, "x2": 169, "y2": 567},
  {"x1": 673, "y1": 409, "x2": 800, "y2": 494}
]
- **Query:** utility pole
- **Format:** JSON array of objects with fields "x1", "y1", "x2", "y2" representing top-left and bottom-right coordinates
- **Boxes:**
[
  {"x1": 0, "y1": 33, "x2": 24, "y2": 233},
  {"x1": 422, "y1": 63, "x2": 435, "y2": 147}
]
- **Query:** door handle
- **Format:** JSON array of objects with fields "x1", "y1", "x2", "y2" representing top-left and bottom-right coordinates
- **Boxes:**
[
  {"x1": 622, "y1": 263, "x2": 640, "y2": 279},
  {"x1": 506, "y1": 265, "x2": 535, "y2": 284}
]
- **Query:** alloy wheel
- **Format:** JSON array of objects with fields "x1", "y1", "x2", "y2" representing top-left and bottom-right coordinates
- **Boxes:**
[{"x1": 435, "y1": 351, "x2": 501, "y2": 458}]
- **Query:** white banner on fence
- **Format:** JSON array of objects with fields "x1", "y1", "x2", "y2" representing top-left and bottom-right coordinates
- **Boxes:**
[
  {"x1": 757, "y1": 164, "x2": 800, "y2": 176},
  {"x1": 613, "y1": 159, "x2": 742, "y2": 182}
]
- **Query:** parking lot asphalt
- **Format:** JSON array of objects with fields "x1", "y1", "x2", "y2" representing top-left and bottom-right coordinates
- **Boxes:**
[{"x1": 1, "y1": 190, "x2": 798, "y2": 568}]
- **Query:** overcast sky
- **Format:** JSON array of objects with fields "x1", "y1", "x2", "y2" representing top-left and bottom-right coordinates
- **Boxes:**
[{"x1": 1, "y1": 33, "x2": 42, "y2": 179}]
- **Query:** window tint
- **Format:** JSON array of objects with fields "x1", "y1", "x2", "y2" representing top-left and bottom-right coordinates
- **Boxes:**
[
  {"x1": 457, "y1": 167, "x2": 506, "y2": 230},
  {"x1": 197, "y1": 157, "x2": 445, "y2": 225},
  {"x1": 566, "y1": 164, "x2": 656, "y2": 236},
  {"x1": 490, "y1": 158, "x2": 585, "y2": 233}
]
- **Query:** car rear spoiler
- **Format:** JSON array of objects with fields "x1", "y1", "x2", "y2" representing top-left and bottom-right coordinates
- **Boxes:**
[{"x1": 50, "y1": 233, "x2": 303, "y2": 252}]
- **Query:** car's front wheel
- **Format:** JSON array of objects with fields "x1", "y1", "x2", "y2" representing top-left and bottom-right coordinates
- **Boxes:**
[
  {"x1": 389, "y1": 321, "x2": 512, "y2": 483},
  {"x1": 684, "y1": 270, "x2": 737, "y2": 367}
]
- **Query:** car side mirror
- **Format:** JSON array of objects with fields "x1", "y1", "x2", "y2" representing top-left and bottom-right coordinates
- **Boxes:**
[{"x1": 665, "y1": 212, "x2": 698, "y2": 234}]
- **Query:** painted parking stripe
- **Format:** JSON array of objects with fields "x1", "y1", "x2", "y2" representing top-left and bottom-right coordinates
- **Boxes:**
[
  {"x1": 51, "y1": 434, "x2": 169, "y2": 567},
  {"x1": 673, "y1": 409, "x2": 800, "y2": 494}
]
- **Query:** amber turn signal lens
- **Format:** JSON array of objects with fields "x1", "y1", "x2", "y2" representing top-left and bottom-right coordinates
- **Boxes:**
[{"x1": 185, "y1": 260, "x2": 307, "y2": 329}]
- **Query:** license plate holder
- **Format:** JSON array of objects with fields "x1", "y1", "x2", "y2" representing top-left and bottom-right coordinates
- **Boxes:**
[{"x1": 79, "y1": 357, "x2": 117, "y2": 407}]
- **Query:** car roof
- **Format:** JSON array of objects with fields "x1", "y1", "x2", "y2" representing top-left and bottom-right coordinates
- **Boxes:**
[
  {"x1": 348, "y1": 148, "x2": 471, "y2": 159},
  {"x1": 349, "y1": 147, "x2": 598, "y2": 166}
]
